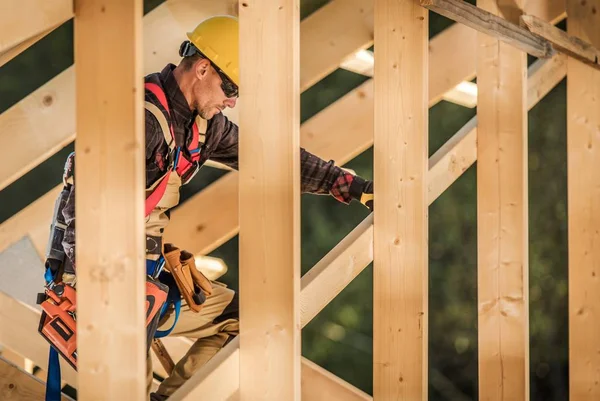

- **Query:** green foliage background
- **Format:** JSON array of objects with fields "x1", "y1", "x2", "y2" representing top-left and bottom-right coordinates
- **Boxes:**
[{"x1": 0, "y1": 1, "x2": 569, "y2": 399}]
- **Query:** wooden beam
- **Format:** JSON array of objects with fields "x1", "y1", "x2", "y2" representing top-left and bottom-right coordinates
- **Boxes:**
[
  {"x1": 301, "y1": 359, "x2": 371, "y2": 401},
  {"x1": 74, "y1": 0, "x2": 145, "y2": 398},
  {"x1": 300, "y1": 214, "x2": 373, "y2": 327},
  {"x1": 0, "y1": 291, "x2": 77, "y2": 387},
  {"x1": 421, "y1": 0, "x2": 553, "y2": 58},
  {"x1": 301, "y1": 0, "x2": 373, "y2": 91},
  {"x1": 0, "y1": 0, "x2": 72, "y2": 55},
  {"x1": 373, "y1": 0, "x2": 428, "y2": 400},
  {"x1": 521, "y1": 14, "x2": 600, "y2": 71},
  {"x1": 0, "y1": 356, "x2": 72, "y2": 401},
  {"x1": 476, "y1": 0, "x2": 529, "y2": 399},
  {"x1": 567, "y1": 0, "x2": 600, "y2": 398},
  {"x1": 239, "y1": 1, "x2": 301, "y2": 400},
  {"x1": 0, "y1": 25, "x2": 58, "y2": 68}
]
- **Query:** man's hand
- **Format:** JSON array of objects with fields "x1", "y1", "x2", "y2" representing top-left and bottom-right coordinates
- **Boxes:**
[{"x1": 360, "y1": 180, "x2": 373, "y2": 211}]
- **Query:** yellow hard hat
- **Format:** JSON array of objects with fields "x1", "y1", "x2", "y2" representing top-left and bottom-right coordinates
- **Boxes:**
[{"x1": 186, "y1": 15, "x2": 239, "y2": 86}]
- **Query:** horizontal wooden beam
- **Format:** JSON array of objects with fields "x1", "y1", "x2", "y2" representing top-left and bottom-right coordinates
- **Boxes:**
[
  {"x1": 300, "y1": 214, "x2": 373, "y2": 326},
  {"x1": 521, "y1": 14, "x2": 600, "y2": 70},
  {"x1": 301, "y1": 359, "x2": 371, "y2": 401},
  {"x1": 0, "y1": 0, "x2": 72, "y2": 55},
  {"x1": 301, "y1": 0, "x2": 373, "y2": 91},
  {"x1": 0, "y1": 290, "x2": 77, "y2": 388},
  {"x1": 421, "y1": 0, "x2": 554, "y2": 58},
  {"x1": 0, "y1": 25, "x2": 58, "y2": 68},
  {"x1": 0, "y1": 356, "x2": 72, "y2": 401}
]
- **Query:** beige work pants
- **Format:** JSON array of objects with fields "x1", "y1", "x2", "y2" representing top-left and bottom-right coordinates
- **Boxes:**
[{"x1": 147, "y1": 282, "x2": 239, "y2": 398}]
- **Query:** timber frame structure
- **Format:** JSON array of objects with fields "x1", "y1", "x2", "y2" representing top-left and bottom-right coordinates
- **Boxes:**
[{"x1": 0, "y1": 0, "x2": 598, "y2": 400}]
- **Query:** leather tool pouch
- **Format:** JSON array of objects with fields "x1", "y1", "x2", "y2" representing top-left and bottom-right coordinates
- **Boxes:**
[{"x1": 163, "y1": 243, "x2": 213, "y2": 313}]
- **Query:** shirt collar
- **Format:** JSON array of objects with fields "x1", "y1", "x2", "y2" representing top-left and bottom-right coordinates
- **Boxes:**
[{"x1": 159, "y1": 64, "x2": 197, "y2": 147}]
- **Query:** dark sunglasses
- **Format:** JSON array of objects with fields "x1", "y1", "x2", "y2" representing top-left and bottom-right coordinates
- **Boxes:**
[{"x1": 179, "y1": 41, "x2": 239, "y2": 98}]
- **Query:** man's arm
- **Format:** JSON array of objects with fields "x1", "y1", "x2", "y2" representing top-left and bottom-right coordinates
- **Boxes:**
[
  {"x1": 208, "y1": 114, "x2": 373, "y2": 210},
  {"x1": 299, "y1": 148, "x2": 372, "y2": 209}
]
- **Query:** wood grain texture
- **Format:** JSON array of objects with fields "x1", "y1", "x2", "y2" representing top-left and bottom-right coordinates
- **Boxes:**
[
  {"x1": 238, "y1": 1, "x2": 301, "y2": 400},
  {"x1": 521, "y1": 14, "x2": 600, "y2": 70},
  {"x1": 566, "y1": 0, "x2": 600, "y2": 399},
  {"x1": 476, "y1": 0, "x2": 529, "y2": 399},
  {"x1": 300, "y1": 0, "x2": 373, "y2": 91},
  {"x1": 422, "y1": 0, "x2": 553, "y2": 58},
  {"x1": 0, "y1": 291, "x2": 77, "y2": 387},
  {"x1": 373, "y1": 0, "x2": 428, "y2": 399},
  {"x1": 0, "y1": 0, "x2": 71, "y2": 54},
  {"x1": 0, "y1": 356, "x2": 71, "y2": 400},
  {"x1": 74, "y1": 0, "x2": 146, "y2": 399}
]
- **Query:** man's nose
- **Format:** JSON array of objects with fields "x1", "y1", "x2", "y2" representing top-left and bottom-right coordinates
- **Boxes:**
[{"x1": 224, "y1": 97, "x2": 237, "y2": 108}]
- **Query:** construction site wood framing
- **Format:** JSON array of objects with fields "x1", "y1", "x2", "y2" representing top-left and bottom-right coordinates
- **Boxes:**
[{"x1": 0, "y1": 0, "x2": 598, "y2": 400}]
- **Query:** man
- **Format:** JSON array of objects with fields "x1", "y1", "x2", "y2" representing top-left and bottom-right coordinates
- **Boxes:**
[{"x1": 60, "y1": 15, "x2": 374, "y2": 400}]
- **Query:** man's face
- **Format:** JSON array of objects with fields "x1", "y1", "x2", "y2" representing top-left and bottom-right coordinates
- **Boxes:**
[{"x1": 192, "y1": 59, "x2": 238, "y2": 119}]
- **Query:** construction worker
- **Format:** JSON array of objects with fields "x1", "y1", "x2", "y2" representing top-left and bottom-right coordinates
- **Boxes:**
[{"x1": 58, "y1": 15, "x2": 374, "y2": 400}]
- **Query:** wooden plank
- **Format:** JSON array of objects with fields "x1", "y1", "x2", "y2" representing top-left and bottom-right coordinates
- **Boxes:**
[
  {"x1": 0, "y1": 0, "x2": 72, "y2": 54},
  {"x1": 421, "y1": 0, "x2": 553, "y2": 58},
  {"x1": 373, "y1": 0, "x2": 428, "y2": 399},
  {"x1": 427, "y1": 53, "x2": 568, "y2": 203},
  {"x1": 476, "y1": 0, "x2": 529, "y2": 399},
  {"x1": 0, "y1": 356, "x2": 72, "y2": 401},
  {"x1": 0, "y1": 25, "x2": 58, "y2": 68},
  {"x1": 74, "y1": 0, "x2": 145, "y2": 399},
  {"x1": 301, "y1": 0, "x2": 373, "y2": 91},
  {"x1": 238, "y1": 1, "x2": 301, "y2": 400},
  {"x1": 0, "y1": 291, "x2": 77, "y2": 387},
  {"x1": 527, "y1": 53, "x2": 567, "y2": 109},
  {"x1": 301, "y1": 359, "x2": 371, "y2": 401},
  {"x1": 521, "y1": 14, "x2": 600, "y2": 71},
  {"x1": 300, "y1": 214, "x2": 373, "y2": 327},
  {"x1": 566, "y1": 0, "x2": 600, "y2": 398}
]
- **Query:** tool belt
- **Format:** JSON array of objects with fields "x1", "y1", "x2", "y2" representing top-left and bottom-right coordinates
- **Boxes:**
[{"x1": 163, "y1": 243, "x2": 213, "y2": 313}]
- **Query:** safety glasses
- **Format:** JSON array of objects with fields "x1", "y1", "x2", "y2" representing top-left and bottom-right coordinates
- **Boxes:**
[{"x1": 179, "y1": 41, "x2": 239, "y2": 99}]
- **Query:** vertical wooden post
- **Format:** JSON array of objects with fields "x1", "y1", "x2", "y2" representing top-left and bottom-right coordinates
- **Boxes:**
[
  {"x1": 74, "y1": 0, "x2": 146, "y2": 399},
  {"x1": 567, "y1": 0, "x2": 600, "y2": 399},
  {"x1": 239, "y1": 1, "x2": 301, "y2": 400},
  {"x1": 476, "y1": 1, "x2": 529, "y2": 400},
  {"x1": 373, "y1": 0, "x2": 428, "y2": 399}
]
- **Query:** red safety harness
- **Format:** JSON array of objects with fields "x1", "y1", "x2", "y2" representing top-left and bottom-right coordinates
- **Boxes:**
[{"x1": 144, "y1": 82, "x2": 203, "y2": 217}]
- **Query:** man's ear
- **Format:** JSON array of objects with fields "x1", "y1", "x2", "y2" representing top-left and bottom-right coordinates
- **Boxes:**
[{"x1": 195, "y1": 59, "x2": 211, "y2": 81}]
